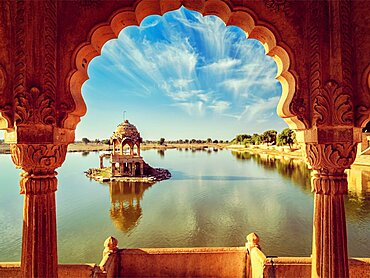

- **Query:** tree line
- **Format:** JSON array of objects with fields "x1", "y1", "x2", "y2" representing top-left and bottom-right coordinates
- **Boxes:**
[
  {"x1": 157, "y1": 138, "x2": 229, "y2": 145},
  {"x1": 231, "y1": 128, "x2": 297, "y2": 147},
  {"x1": 79, "y1": 138, "x2": 229, "y2": 145}
]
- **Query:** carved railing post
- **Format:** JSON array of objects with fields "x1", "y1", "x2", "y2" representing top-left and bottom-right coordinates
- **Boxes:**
[
  {"x1": 304, "y1": 142, "x2": 357, "y2": 278},
  {"x1": 246, "y1": 232, "x2": 266, "y2": 278},
  {"x1": 10, "y1": 144, "x2": 67, "y2": 278},
  {"x1": 99, "y1": 236, "x2": 119, "y2": 277}
]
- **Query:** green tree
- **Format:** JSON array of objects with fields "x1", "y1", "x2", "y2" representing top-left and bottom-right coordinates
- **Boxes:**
[
  {"x1": 261, "y1": 130, "x2": 277, "y2": 145},
  {"x1": 251, "y1": 133, "x2": 261, "y2": 145},
  {"x1": 159, "y1": 138, "x2": 165, "y2": 145},
  {"x1": 277, "y1": 128, "x2": 296, "y2": 147},
  {"x1": 207, "y1": 138, "x2": 212, "y2": 143},
  {"x1": 81, "y1": 137, "x2": 90, "y2": 144},
  {"x1": 232, "y1": 134, "x2": 252, "y2": 144},
  {"x1": 242, "y1": 138, "x2": 252, "y2": 146}
]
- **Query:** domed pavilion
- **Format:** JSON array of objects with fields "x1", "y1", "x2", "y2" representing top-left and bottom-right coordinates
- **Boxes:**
[{"x1": 107, "y1": 120, "x2": 144, "y2": 177}]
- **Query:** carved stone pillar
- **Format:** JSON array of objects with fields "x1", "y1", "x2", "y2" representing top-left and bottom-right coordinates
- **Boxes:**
[
  {"x1": 10, "y1": 144, "x2": 67, "y2": 278},
  {"x1": 305, "y1": 142, "x2": 357, "y2": 278}
]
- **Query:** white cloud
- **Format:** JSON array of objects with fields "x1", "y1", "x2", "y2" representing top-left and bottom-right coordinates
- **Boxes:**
[
  {"x1": 203, "y1": 58, "x2": 241, "y2": 71},
  {"x1": 241, "y1": 96, "x2": 280, "y2": 121},
  {"x1": 173, "y1": 101, "x2": 205, "y2": 116},
  {"x1": 172, "y1": 79, "x2": 194, "y2": 88},
  {"x1": 209, "y1": 100, "x2": 230, "y2": 113}
]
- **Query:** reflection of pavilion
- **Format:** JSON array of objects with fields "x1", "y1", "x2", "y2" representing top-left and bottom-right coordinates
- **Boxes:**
[{"x1": 109, "y1": 180, "x2": 153, "y2": 233}]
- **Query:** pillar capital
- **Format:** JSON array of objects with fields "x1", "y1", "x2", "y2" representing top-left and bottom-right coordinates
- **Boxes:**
[
  {"x1": 10, "y1": 143, "x2": 67, "y2": 176},
  {"x1": 304, "y1": 142, "x2": 357, "y2": 174}
]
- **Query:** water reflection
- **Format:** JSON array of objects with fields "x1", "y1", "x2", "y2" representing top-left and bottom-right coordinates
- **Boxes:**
[
  {"x1": 109, "y1": 181, "x2": 154, "y2": 233},
  {"x1": 346, "y1": 165, "x2": 370, "y2": 219},
  {"x1": 231, "y1": 150, "x2": 370, "y2": 217},
  {"x1": 231, "y1": 151, "x2": 312, "y2": 193},
  {"x1": 347, "y1": 165, "x2": 370, "y2": 198},
  {"x1": 157, "y1": 150, "x2": 165, "y2": 157}
]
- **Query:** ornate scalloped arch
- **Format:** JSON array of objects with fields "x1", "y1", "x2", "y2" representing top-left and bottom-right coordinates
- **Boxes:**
[{"x1": 65, "y1": 0, "x2": 306, "y2": 132}]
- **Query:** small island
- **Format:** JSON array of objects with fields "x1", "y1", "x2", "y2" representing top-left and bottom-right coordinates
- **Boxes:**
[{"x1": 85, "y1": 120, "x2": 171, "y2": 183}]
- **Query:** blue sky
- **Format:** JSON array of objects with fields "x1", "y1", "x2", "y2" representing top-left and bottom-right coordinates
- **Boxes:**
[{"x1": 79, "y1": 7, "x2": 287, "y2": 141}]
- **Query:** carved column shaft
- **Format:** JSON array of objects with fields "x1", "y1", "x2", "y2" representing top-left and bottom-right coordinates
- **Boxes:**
[
  {"x1": 20, "y1": 173, "x2": 58, "y2": 278},
  {"x1": 311, "y1": 171, "x2": 348, "y2": 278},
  {"x1": 11, "y1": 143, "x2": 67, "y2": 278},
  {"x1": 305, "y1": 142, "x2": 357, "y2": 278}
]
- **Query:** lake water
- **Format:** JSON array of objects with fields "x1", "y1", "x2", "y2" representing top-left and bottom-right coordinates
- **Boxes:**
[{"x1": 0, "y1": 149, "x2": 369, "y2": 263}]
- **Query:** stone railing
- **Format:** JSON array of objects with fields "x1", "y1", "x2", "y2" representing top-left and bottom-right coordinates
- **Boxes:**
[
  {"x1": 2, "y1": 234, "x2": 370, "y2": 278},
  {"x1": 98, "y1": 235, "x2": 370, "y2": 278},
  {"x1": 99, "y1": 236, "x2": 247, "y2": 277}
]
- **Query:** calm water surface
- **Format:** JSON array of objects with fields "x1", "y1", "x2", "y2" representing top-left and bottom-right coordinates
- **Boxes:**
[{"x1": 0, "y1": 149, "x2": 369, "y2": 263}]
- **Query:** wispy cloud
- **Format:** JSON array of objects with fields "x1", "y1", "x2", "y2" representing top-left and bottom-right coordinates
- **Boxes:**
[
  {"x1": 241, "y1": 96, "x2": 280, "y2": 121},
  {"x1": 202, "y1": 58, "x2": 241, "y2": 72},
  {"x1": 209, "y1": 100, "x2": 230, "y2": 113}
]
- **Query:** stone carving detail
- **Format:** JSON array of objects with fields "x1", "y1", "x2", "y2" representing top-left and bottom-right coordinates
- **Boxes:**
[
  {"x1": 305, "y1": 143, "x2": 357, "y2": 173},
  {"x1": 310, "y1": 1, "x2": 355, "y2": 128},
  {"x1": 338, "y1": 0, "x2": 353, "y2": 98},
  {"x1": 290, "y1": 95, "x2": 309, "y2": 127},
  {"x1": 0, "y1": 65, "x2": 5, "y2": 93},
  {"x1": 308, "y1": 0, "x2": 322, "y2": 125},
  {"x1": 356, "y1": 104, "x2": 370, "y2": 127},
  {"x1": 355, "y1": 64, "x2": 370, "y2": 127},
  {"x1": 14, "y1": 87, "x2": 56, "y2": 125},
  {"x1": 263, "y1": 0, "x2": 287, "y2": 11},
  {"x1": 262, "y1": 0, "x2": 295, "y2": 21},
  {"x1": 10, "y1": 143, "x2": 67, "y2": 174},
  {"x1": 311, "y1": 171, "x2": 348, "y2": 195},
  {"x1": 79, "y1": 0, "x2": 101, "y2": 7},
  {"x1": 13, "y1": 0, "x2": 57, "y2": 126},
  {"x1": 44, "y1": 0, "x2": 57, "y2": 100},
  {"x1": 312, "y1": 80, "x2": 353, "y2": 126},
  {"x1": 14, "y1": 0, "x2": 26, "y2": 105}
]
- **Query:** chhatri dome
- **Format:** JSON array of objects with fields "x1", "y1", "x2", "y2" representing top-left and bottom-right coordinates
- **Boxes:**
[{"x1": 111, "y1": 119, "x2": 142, "y2": 143}]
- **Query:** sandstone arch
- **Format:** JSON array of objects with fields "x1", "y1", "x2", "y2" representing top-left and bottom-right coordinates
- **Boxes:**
[{"x1": 65, "y1": 0, "x2": 306, "y2": 133}]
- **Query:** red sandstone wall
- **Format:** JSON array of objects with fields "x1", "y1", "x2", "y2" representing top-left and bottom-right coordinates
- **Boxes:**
[
  {"x1": 0, "y1": 263, "x2": 97, "y2": 278},
  {"x1": 1, "y1": 256, "x2": 369, "y2": 277},
  {"x1": 118, "y1": 247, "x2": 247, "y2": 277}
]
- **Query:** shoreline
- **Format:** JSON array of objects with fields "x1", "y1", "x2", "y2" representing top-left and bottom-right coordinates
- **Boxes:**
[
  {"x1": 0, "y1": 142, "x2": 229, "y2": 154},
  {"x1": 226, "y1": 144, "x2": 370, "y2": 168},
  {"x1": 85, "y1": 165, "x2": 171, "y2": 183},
  {"x1": 1, "y1": 142, "x2": 369, "y2": 167}
]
